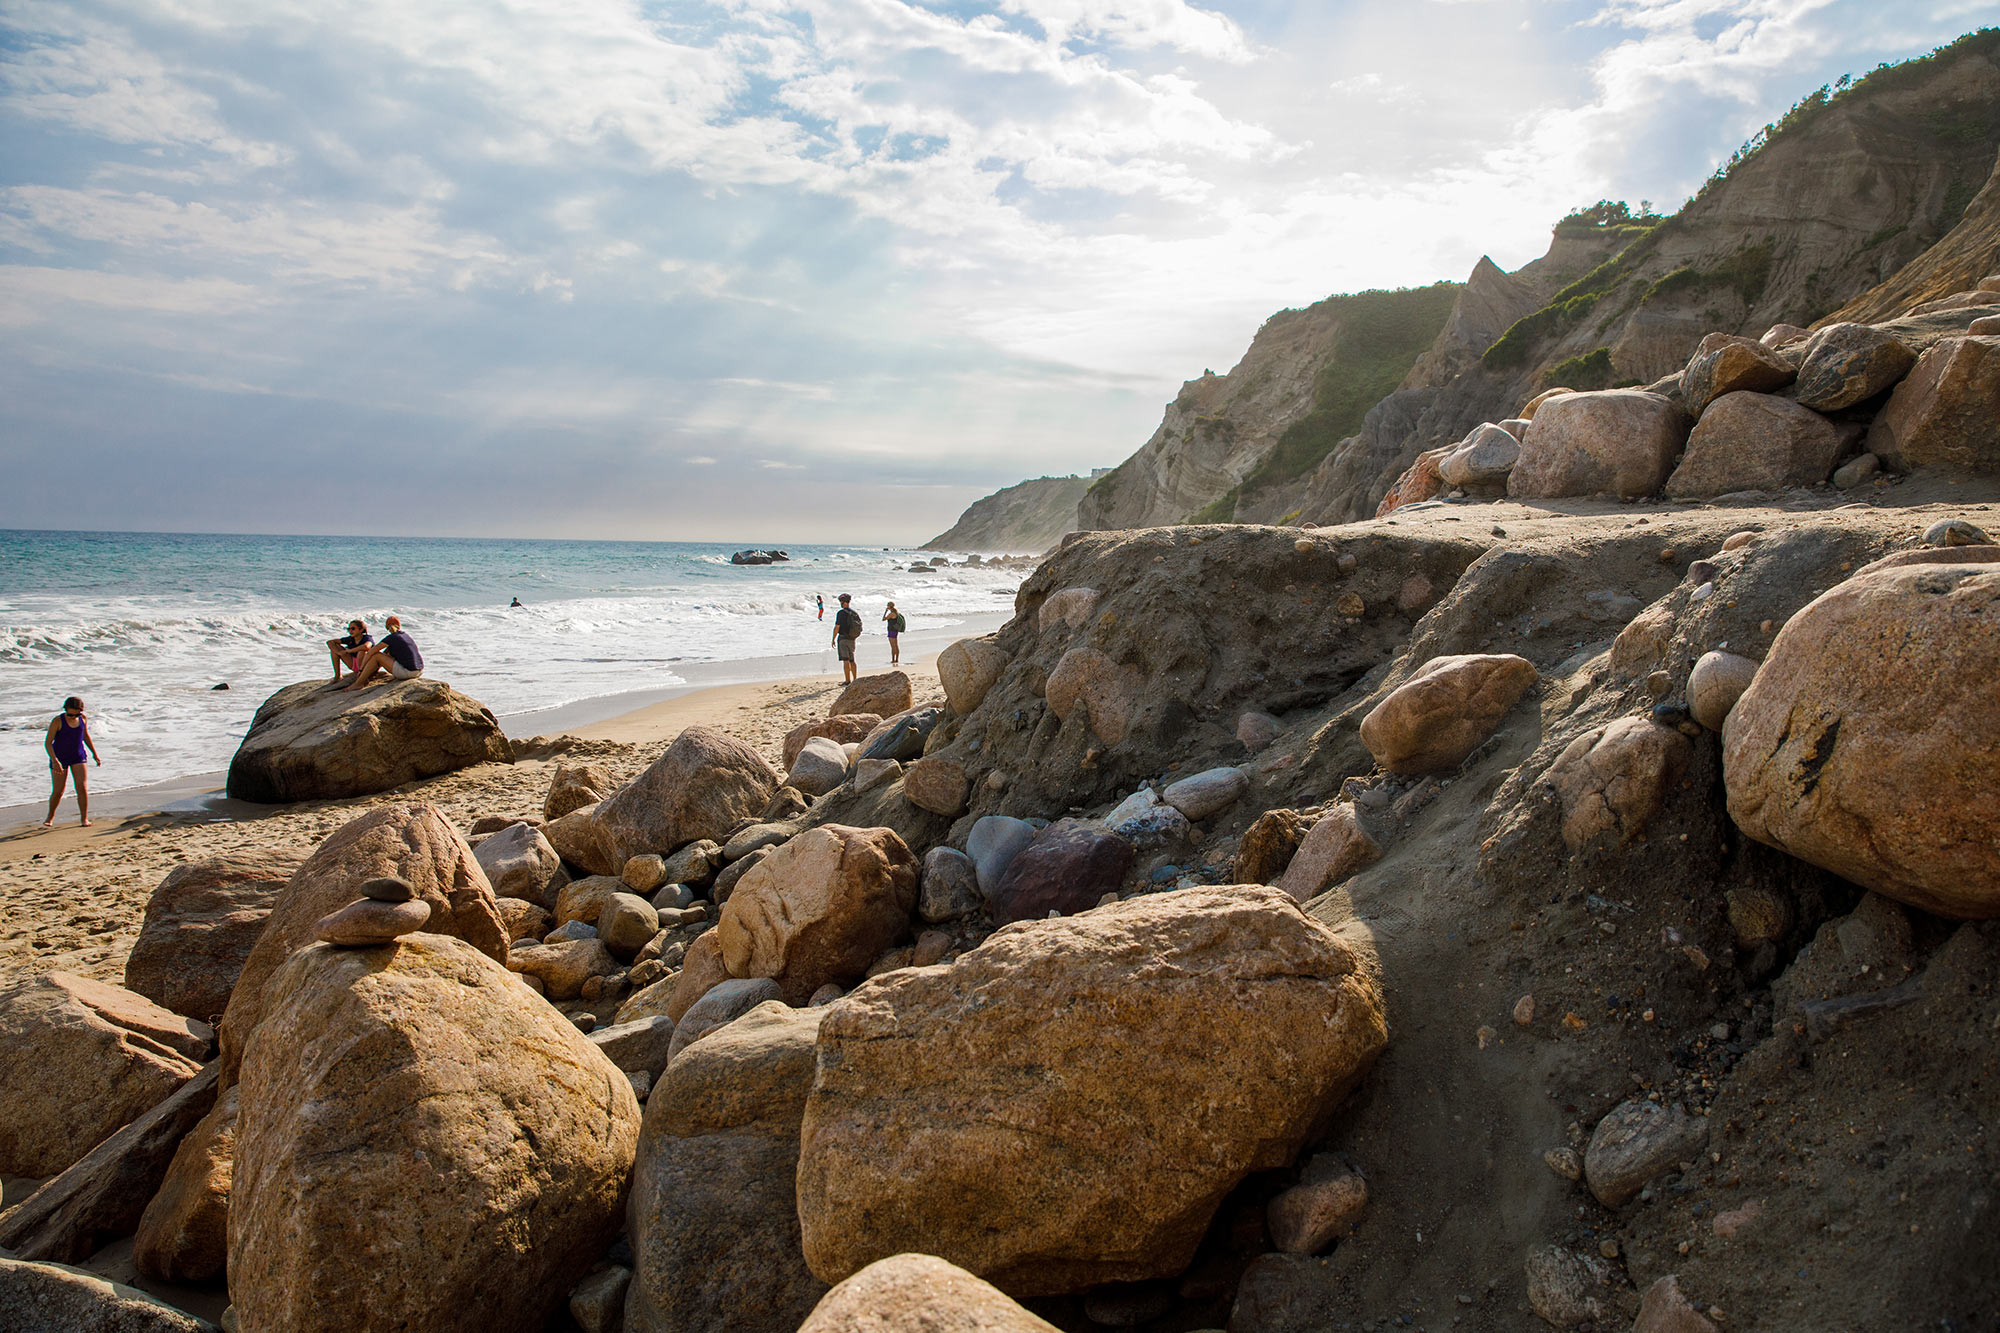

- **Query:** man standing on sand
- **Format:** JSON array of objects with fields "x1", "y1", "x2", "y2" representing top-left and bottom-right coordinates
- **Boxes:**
[
  {"x1": 342, "y1": 615, "x2": 425, "y2": 690},
  {"x1": 832, "y1": 594, "x2": 862, "y2": 684}
]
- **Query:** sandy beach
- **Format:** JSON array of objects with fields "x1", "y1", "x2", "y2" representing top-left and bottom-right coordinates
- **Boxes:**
[{"x1": 0, "y1": 651, "x2": 951, "y2": 990}]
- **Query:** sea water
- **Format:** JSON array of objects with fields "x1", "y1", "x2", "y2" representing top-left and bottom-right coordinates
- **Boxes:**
[{"x1": 0, "y1": 530, "x2": 1022, "y2": 806}]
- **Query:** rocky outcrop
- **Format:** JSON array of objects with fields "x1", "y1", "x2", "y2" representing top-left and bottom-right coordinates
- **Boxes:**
[
  {"x1": 795, "y1": 886, "x2": 1387, "y2": 1295},
  {"x1": 626, "y1": 1002, "x2": 830, "y2": 1333},
  {"x1": 716, "y1": 825, "x2": 919, "y2": 1004},
  {"x1": 124, "y1": 851, "x2": 300, "y2": 1023},
  {"x1": 0, "y1": 973, "x2": 210, "y2": 1178},
  {"x1": 217, "y1": 802, "x2": 507, "y2": 1083},
  {"x1": 923, "y1": 474, "x2": 1092, "y2": 553},
  {"x1": 544, "y1": 726, "x2": 780, "y2": 877},
  {"x1": 225, "y1": 678, "x2": 510, "y2": 803},
  {"x1": 229, "y1": 935, "x2": 640, "y2": 1333},
  {"x1": 1724, "y1": 559, "x2": 2000, "y2": 917}
]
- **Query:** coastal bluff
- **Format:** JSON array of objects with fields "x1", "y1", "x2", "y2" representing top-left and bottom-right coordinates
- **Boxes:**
[{"x1": 225, "y1": 679, "x2": 511, "y2": 804}]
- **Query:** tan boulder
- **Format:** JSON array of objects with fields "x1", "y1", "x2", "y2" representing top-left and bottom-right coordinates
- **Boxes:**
[
  {"x1": 1359, "y1": 654, "x2": 1538, "y2": 775},
  {"x1": 1275, "y1": 805, "x2": 1381, "y2": 901},
  {"x1": 938, "y1": 637, "x2": 1009, "y2": 716},
  {"x1": 558, "y1": 727, "x2": 782, "y2": 877},
  {"x1": 1437, "y1": 423, "x2": 1521, "y2": 488},
  {"x1": 125, "y1": 851, "x2": 301, "y2": 1023},
  {"x1": 625, "y1": 1002, "x2": 830, "y2": 1333},
  {"x1": 795, "y1": 885, "x2": 1387, "y2": 1295},
  {"x1": 224, "y1": 677, "x2": 510, "y2": 803},
  {"x1": 217, "y1": 802, "x2": 506, "y2": 1084},
  {"x1": 1723, "y1": 563, "x2": 2000, "y2": 917},
  {"x1": 507, "y1": 938, "x2": 620, "y2": 1001},
  {"x1": 544, "y1": 763, "x2": 612, "y2": 821},
  {"x1": 473, "y1": 821, "x2": 568, "y2": 908},
  {"x1": 0, "y1": 973, "x2": 209, "y2": 1177},
  {"x1": 133, "y1": 1084, "x2": 237, "y2": 1283},
  {"x1": 495, "y1": 895, "x2": 552, "y2": 942},
  {"x1": 1547, "y1": 717, "x2": 1693, "y2": 849},
  {"x1": 783, "y1": 714, "x2": 880, "y2": 768},
  {"x1": 1232, "y1": 808, "x2": 1312, "y2": 885},
  {"x1": 830, "y1": 672, "x2": 914, "y2": 719},
  {"x1": 556, "y1": 874, "x2": 628, "y2": 927},
  {"x1": 798, "y1": 1255, "x2": 1059, "y2": 1333},
  {"x1": 666, "y1": 930, "x2": 730, "y2": 1023},
  {"x1": 1374, "y1": 446, "x2": 1449, "y2": 516},
  {"x1": 1664, "y1": 391, "x2": 1844, "y2": 497},
  {"x1": 229, "y1": 935, "x2": 640, "y2": 1333},
  {"x1": 1508, "y1": 390, "x2": 1688, "y2": 500},
  {"x1": 1678, "y1": 332, "x2": 1795, "y2": 416},
  {"x1": 1519, "y1": 386, "x2": 1574, "y2": 418},
  {"x1": 718, "y1": 825, "x2": 919, "y2": 1005},
  {"x1": 1866, "y1": 335, "x2": 2000, "y2": 472},
  {"x1": 902, "y1": 756, "x2": 970, "y2": 816},
  {"x1": 1688, "y1": 651, "x2": 1760, "y2": 731},
  {"x1": 1609, "y1": 600, "x2": 1676, "y2": 677},
  {"x1": 1043, "y1": 647, "x2": 1138, "y2": 746}
]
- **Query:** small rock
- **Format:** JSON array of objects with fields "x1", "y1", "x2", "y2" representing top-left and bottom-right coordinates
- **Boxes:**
[
  {"x1": 545, "y1": 920, "x2": 599, "y2": 945},
  {"x1": 1832, "y1": 453, "x2": 1879, "y2": 489},
  {"x1": 1720, "y1": 530, "x2": 1759, "y2": 551},
  {"x1": 853, "y1": 757, "x2": 902, "y2": 790},
  {"x1": 1711, "y1": 1199, "x2": 1762, "y2": 1238},
  {"x1": 650, "y1": 882, "x2": 694, "y2": 912},
  {"x1": 313, "y1": 897, "x2": 430, "y2": 946},
  {"x1": 966, "y1": 815, "x2": 1040, "y2": 896},
  {"x1": 1633, "y1": 1275, "x2": 1718, "y2": 1333},
  {"x1": 628, "y1": 1070, "x2": 652, "y2": 1101},
  {"x1": 1544, "y1": 1146, "x2": 1581, "y2": 1180},
  {"x1": 810, "y1": 984, "x2": 845, "y2": 1006},
  {"x1": 358, "y1": 876, "x2": 416, "y2": 903},
  {"x1": 1161, "y1": 766, "x2": 1248, "y2": 820},
  {"x1": 1236, "y1": 711, "x2": 1281, "y2": 754},
  {"x1": 571, "y1": 1012, "x2": 597, "y2": 1033},
  {"x1": 1585, "y1": 1099, "x2": 1708, "y2": 1207},
  {"x1": 666, "y1": 978, "x2": 783, "y2": 1062},
  {"x1": 589, "y1": 1014, "x2": 677, "y2": 1076},
  {"x1": 661, "y1": 839, "x2": 724, "y2": 888},
  {"x1": 569, "y1": 1265, "x2": 632, "y2": 1333},
  {"x1": 1513, "y1": 994, "x2": 1535, "y2": 1025},
  {"x1": 912, "y1": 930, "x2": 953, "y2": 966},
  {"x1": 1335, "y1": 553, "x2": 1358, "y2": 574},
  {"x1": 598, "y1": 892, "x2": 661, "y2": 960},
  {"x1": 1688, "y1": 651, "x2": 1759, "y2": 731},
  {"x1": 1275, "y1": 805, "x2": 1380, "y2": 902},
  {"x1": 918, "y1": 846, "x2": 983, "y2": 923},
  {"x1": 1524, "y1": 1247, "x2": 1612, "y2": 1327},
  {"x1": 1335, "y1": 592, "x2": 1365, "y2": 617},
  {"x1": 1923, "y1": 517, "x2": 1991, "y2": 547},
  {"x1": 622, "y1": 854, "x2": 669, "y2": 893}
]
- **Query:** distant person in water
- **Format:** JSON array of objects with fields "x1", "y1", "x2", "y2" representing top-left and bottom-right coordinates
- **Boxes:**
[
  {"x1": 882, "y1": 601, "x2": 905, "y2": 665},
  {"x1": 832, "y1": 594, "x2": 862, "y2": 684},
  {"x1": 43, "y1": 696, "x2": 100, "y2": 828},
  {"x1": 510, "y1": 596, "x2": 523, "y2": 608},
  {"x1": 326, "y1": 619, "x2": 373, "y2": 682},
  {"x1": 342, "y1": 615, "x2": 425, "y2": 690},
  {"x1": 816, "y1": 594, "x2": 825, "y2": 621}
]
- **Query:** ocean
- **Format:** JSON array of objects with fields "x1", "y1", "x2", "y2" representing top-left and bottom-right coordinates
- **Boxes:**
[{"x1": 0, "y1": 530, "x2": 1022, "y2": 807}]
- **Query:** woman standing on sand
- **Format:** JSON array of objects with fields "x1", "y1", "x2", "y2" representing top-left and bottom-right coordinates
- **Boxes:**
[
  {"x1": 44, "y1": 696, "x2": 100, "y2": 827},
  {"x1": 882, "y1": 601, "x2": 905, "y2": 665}
]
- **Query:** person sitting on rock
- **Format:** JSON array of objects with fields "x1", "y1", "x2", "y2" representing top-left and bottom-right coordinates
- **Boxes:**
[
  {"x1": 342, "y1": 615, "x2": 425, "y2": 690},
  {"x1": 326, "y1": 619, "x2": 373, "y2": 681}
]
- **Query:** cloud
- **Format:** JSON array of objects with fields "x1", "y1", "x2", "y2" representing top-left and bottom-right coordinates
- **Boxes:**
[{"x1": 684, "y1": 455, "x2": 718, "y2": 465}]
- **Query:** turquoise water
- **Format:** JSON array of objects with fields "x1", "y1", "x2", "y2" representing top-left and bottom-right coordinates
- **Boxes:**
[{"x1": 0, "y1": 530, "x2": 1019, "y2": 804}]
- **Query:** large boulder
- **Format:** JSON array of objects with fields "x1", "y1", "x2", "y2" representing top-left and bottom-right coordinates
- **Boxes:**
[
  {"x1": 217, "y1": 802, "x2": 507, "y2": 1082},
  {"x1": 124, "y1": 851, "x2": 301, "y2": 1023},
  {"x1": 225, "y1": 678, "x2": 510, "y2": 803},
  {"x1": 0, "y1": 973, "x2": 210, "y2": 1178},
  {"x1": 547, "y1": 727, "x2": 780, "y2": 877},
  {"x1": 0, "y1": 1063, "x2": 218, "y2": 1265},
  {"x1": 1436, "y1": 422, "x2": 1521, "y2": 487},
  {"x1": 229, "y1": 935, "x2": 641, "y2": 1333},
  {"x1": 1663, "y1": 391, "x2": 1845, "y2": 497},
  {"x1": 987, "y1": 819, "x2": 1134, "y2": 926},
  {"x1": 473, "y1": 821, "x2": 569, "y2": 909},
  {"x1": 625, "y1": 1003, "x2": 830, "y2": 1333},
  {"x1": 1723, "y1": 561, "x2": 2000, "y2": 918},
  {"x1": 788, "y1": 737, "x2": 852, "y2": 798},
  {"x1": 795, "y1": 886, "x2": 1388, "y2": 1296},
  {"x1": 1792, "y1": 323, "x2": 1917, "y2": 410},
  {"x1": 716, "y1": 826, "x2": 919, "y2": 1004},
  {"x1": 1358, "y1": 654, "x2": 1538, "y2": 775},
  {"x1": 1680, "y1": 332, "x2": 1795, "y2": 415},
  {"x1": 133, "y1": 1086, "x2": 238, "y2": 1283},
  {"x1": 938, "y1": 637, "x2": 1009, "y2": 716},
  {"x1": 1866, "y1": 334, "x2": 2000, "y2": 472},
  {"x1": 0, "y1": 1257, "x2": 216, "y2": 1332},
  {"x1": 1507, "y1": 390, "x2": 1688, "y2": 500},
  {"x1": 798, "y1": 1255, "x2": 1059, "y2": 1333},
  {"x1": 830, "y1": 672, "x2": 913, "y2": 719}
]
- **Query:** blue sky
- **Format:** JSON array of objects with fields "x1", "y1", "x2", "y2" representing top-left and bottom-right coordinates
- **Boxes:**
[{"x1": 0, "y1": 0, "x2": 1990, "y2": 543}]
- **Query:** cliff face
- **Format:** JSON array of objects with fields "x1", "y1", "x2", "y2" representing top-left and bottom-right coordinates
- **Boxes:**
[
  {"x1": 1820, "y1": 142, "x2": 2000, "y2": 323},
  {"x1": 921, "y1": 475, "x2": 1092, "y2": 553}
]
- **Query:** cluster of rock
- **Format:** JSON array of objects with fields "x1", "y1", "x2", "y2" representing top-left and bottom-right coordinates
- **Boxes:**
[
  {"x1": 729, "y1": 549, "x2": 791, "y2": 564},
  {"x1": 1379, "y1": 287, "x2": 2000, "y2": 513}
]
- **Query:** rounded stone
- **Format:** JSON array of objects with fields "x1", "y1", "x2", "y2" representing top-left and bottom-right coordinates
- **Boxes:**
[
  {"x1": 1688, "y1": 651, "x2": 1759, "y2": 731},
  {"x1": 358, "y1": 876, "x2": 417, "y2": 903},
  {"x1": 314, "y1": 897, "x2": 431, "y2": 946}
]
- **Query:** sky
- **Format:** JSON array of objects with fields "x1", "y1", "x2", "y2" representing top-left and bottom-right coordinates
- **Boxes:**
[{"x1": 0, "y1": 0, "x2": 1992, "y2": 544}]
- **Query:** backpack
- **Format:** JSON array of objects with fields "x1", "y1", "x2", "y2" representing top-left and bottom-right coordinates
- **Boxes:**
[
  {"x1": 889, "y1": 613, "x2": 906, "y2": 633},
  {"x1": 836, "y1": 607, "x2": 862, "y2": 639}
]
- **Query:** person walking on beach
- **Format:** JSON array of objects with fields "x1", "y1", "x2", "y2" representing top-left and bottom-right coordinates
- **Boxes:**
[
  {"x1": 43, "y1": 696, "x2": 100, "y2": 827},
  {"x1": 326, "y1": 619, "x2": 373, "y2": 682},
  {"x1": 882, "y1": 601, "x2": 906, "y2": 665},
  {"x1": 342, "y1": 615, "x2": 425, "y2": 690},
  {"x1": 832, "y1": 594, "x2": 862, "y2": 684},
  {"x1": 816, "y1": 594, "x2": 825, "y2": 621}
]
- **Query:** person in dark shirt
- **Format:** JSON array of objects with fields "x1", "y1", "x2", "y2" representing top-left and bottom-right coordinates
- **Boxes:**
[
  {"x1": 831, "y1": 594, "x2": 862, "y2": 684},
  {"x1": 326, "y1": 619, "x2": 373, "y2": 682},
  {"x1": 342, "y1": 615, "x2": 426, "y2": 690}
]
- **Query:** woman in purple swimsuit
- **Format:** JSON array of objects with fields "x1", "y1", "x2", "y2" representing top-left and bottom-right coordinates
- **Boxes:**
[{"x1": 43, "y1": 695, "x2": 101, "y2": 828}]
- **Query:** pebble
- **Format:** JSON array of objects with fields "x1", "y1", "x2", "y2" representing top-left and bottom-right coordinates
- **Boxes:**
[
  {"x1": 1513, "y1": 994, "x2": 1535, "y2": 1025},
  {"x1": 358, "y1": 875, "x2": 417, "y2": 903},
  {"x1": 1336, "y1": 553, "x2": 1358, "y2": 574},
  {"x1": 1475, "y1": 1025, "x2": 1496, "y2": 1049},
  {"x1": 1544, "y1": 1147, "x2": 1582, "y2": 1180},
  {"x1": 810, "y1": 983, "x2": 845, "y2": 1006},
  {"x1": 1720, "y1": 530, "x2": 1759, "y2": 551},
  {"x1": 314, "y1": 896, "x2": 430, "y2": 946},
  {"x1": 571, "y1": 1012, "x2": 597, "y2": 1033},
  {"x1": 1336, "y1": 592, "x2": 1366, "y2": 616}
]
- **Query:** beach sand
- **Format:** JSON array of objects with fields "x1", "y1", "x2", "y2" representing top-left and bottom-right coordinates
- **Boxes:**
[{"x1": 0, "y1": 653, "x2": 948, "y2": 989}]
